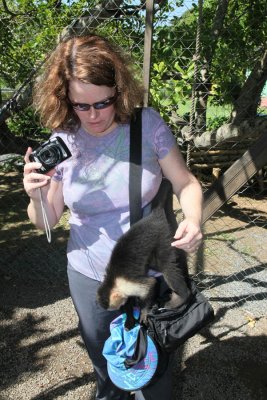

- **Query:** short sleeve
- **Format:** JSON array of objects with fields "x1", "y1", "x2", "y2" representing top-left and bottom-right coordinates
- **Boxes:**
[
  {"x1": 144, "y1": 108, "x2": 177, "y2": 160},
  {"x1": 52, "y1": 165, "x2": 63, "y2": 182},
  {"x1": 154, "y1": 120, "x2": 176, "y2": 159}
]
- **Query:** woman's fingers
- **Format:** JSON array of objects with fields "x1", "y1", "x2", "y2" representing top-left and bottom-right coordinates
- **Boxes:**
[
  {"x1": 24, "y1": 161, "x2": 42, "y2": 175},
  {"x1": 171, "y1": 219, "x2": 203, "y2": 253},
  {"x1": 23, "y1": 155, "x2": 51, "y2": 198},
  {"x1": 24, "y1": 171, "x2": 50, "y2": 183},
  {"x1": 24, "y1": 147, "x2": 33, "y2": 163}
]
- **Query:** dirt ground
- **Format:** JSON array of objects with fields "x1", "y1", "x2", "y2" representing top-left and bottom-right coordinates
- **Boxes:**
[{"x1": 0, "y1": 172, "x2": 266, "y2": 399}]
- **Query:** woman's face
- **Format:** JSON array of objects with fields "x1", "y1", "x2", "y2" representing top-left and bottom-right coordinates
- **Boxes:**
[{"x1": 68, "y1": 79, "x2": 117, "y2": 136}]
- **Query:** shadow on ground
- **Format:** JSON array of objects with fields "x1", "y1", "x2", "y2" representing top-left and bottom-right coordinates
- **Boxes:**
[
  {"x1": 1, "y1": 172, "x2": 266, "y2": 399},
  {"x1": 173, "y1": 334, "x2": 267, "y2": 400},
  {"x1": 0, "y1": 172, "x2": 69, "y2": 311}
]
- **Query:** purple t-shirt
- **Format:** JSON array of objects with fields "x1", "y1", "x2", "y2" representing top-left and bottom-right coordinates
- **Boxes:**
[{"x1": 52, "y1": 107, "x2": 176, "y2": 281}]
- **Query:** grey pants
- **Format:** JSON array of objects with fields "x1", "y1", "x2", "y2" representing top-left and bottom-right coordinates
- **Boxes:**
[{"x1": 67, "y1": 267, "x2": 173, "y2": 400}]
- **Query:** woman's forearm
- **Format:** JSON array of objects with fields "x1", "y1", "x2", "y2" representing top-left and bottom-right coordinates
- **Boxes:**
[
  {"x1": 176, "y1": 176, "x2": 203, "y2": 225},
  {"x1": 27, "y1": 196, "x2": 60, "y2": 230}
]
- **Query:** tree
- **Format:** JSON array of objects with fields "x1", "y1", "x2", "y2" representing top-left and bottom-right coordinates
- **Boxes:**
[
  {"x1": 150, "y1": 0, "x2": 267, "y2": 147},
  {"x1": 0, "y1": 0, "x2": 92, "y2": 152},
  {"x1": 1, "y1": 0, "x2": 267, "y2": 154}
]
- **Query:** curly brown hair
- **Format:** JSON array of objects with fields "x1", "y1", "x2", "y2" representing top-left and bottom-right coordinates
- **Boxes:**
[{"x1": 33, "y1": 35, "x2": 144, "y2": 131}]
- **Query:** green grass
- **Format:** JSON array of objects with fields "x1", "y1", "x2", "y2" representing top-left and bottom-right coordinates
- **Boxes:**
[{"x1": 177, "y1": 99, "x2": 232, "y2": 119}]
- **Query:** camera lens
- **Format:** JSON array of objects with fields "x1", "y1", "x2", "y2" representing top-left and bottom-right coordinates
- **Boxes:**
[{"x1": 39, "y1": 145, "x2": 61, "y2": 167}]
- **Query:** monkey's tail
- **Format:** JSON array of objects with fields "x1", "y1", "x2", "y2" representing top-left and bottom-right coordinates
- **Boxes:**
[
  {"x1": 150, "y1": 178, "x2": 178, "y2": 234},
  {"x1": 151, "y1": 178, "x2": 173, "y2": 210}
]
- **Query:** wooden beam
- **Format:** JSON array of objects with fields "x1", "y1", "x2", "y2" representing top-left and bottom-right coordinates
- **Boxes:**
[{"x1": 203, "y1": 133, "x2": 267, "y2": 223}]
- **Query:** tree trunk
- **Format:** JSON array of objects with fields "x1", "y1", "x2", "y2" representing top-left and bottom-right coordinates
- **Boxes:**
[
  {"x1": 0, "y1": 82, "x2": 33, "y2": 125},
  {"x1": 231, "y1": 49, "x2": 267, "y2": 124},
  {"x1": 183, "y1": 116, "x2": 267, "y2": 148},
  {"x1": 0, "y1": 121, "x2": 38, "y2": 155},
  {"x1": 194, "y1": 0, "x2": 229, "y2": 133}
]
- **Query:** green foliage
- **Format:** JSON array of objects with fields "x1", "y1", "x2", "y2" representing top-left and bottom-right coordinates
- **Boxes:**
[
  {"x1": 0, "y1": 0, "x2": 91, "y2": 87},
  {"x1": 1, "y1": 0, "x2": 267, "y2": 142},
  {"x1": 150, "y1": 60, "x2": 194, "y2": 126},
  {"x1": 7, "y1": 106, "x2": 50, "y2": 139},
  {"x1": 151, "y1": 0, "x2": 266, "y2": 126},
  {"x1": 207, "y1": 115, "x2": 229, "y2": 131},
  {"x1": 0, "y1": 154, "x2": 24, "y2": 172}
]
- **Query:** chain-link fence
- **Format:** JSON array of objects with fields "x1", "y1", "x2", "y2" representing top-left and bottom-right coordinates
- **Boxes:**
[
  {"x1": 1, "y1": 1, "x2": 266, "y2": 398},
  {"x1": 1, "y1": 0, "x2": 266, "y2": 348}
]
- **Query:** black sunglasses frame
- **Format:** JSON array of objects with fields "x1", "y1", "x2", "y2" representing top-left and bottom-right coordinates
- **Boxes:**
[{"x1": 69, "y1": 93, "x2": 118, "y2": 112}]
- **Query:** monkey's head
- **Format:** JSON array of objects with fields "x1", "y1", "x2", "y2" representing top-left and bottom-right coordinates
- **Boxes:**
[
  {"x1": 97, "y1": 281, "x2": 128, "y2": 310},
  {"x1": 108, "y1": 288, "x2": 128, "y2": 309}
]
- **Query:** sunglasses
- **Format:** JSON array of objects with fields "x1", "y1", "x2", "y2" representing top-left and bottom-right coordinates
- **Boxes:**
[{"x1": 69, "y1": 93, "x2": 118, "y2": 112}]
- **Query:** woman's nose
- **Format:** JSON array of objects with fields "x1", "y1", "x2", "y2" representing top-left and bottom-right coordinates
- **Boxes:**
[{"x1": 88, "y1": 107, "x2": 98, "y2": 119}]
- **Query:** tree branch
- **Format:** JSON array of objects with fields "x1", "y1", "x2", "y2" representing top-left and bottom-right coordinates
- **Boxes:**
[
  {"x1": 59, "y1": 0, "x2": 125, "y2": 40},
  {"x1": 1, "y1": 0, "x2": 34, "y2": 17},
  {"x1": 207, "y1": 0, "x2": 229, "y2": 61},
  {"x1": 0, "y1": 0, "x2": 128, "y2": 124}
]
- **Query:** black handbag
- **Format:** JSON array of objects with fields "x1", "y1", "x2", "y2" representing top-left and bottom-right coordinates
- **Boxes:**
[
  {"x1": 145, "y1": 278, "x2": 214, "y2": 352},
  {"x1": 128, "y1": 108, "x2": 214, "y2": 353}
]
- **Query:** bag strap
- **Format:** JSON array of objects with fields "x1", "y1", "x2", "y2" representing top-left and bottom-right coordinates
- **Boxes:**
[
  {"x1": 124, "y1": 325, "x2": 148, "y2": 368},
  {"x1": 129, "y1": 108, "x2": 143, "y2": 226},
  {"x1": 123, "y1": 108, "x2": 146, "y2": 361}
]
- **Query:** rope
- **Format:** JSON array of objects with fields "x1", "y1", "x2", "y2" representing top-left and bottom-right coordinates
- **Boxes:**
[{"x1": 186, "y1": 0, "x2": 204, "y2": 168}]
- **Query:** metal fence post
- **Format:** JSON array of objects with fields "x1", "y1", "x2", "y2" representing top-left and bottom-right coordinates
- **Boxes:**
[{"x1": 143, "y1": 0, "x2": 154, "y2": 107}]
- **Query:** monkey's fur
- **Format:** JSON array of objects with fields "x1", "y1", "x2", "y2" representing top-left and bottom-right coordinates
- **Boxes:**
[{"x1": 97, "y1": 179, "x2": 191, "y2": 315}]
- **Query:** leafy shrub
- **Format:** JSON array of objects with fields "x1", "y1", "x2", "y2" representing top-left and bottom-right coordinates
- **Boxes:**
[
  {"x1": 7, "y1": 106, "x2": 50, "y2": 140},
  {"x1": 0, "y1": 154, "x2": 24, "y2": 172},
  {"x1": 207, "y1": 115, "x2": 229, "y2": 130}
]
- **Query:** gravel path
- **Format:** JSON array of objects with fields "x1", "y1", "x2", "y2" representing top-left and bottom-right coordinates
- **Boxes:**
[
  {"x1": 0, "y1": 277, "x2": 266, "y2": 400},
  {"x1": 1, "y1": 172, "x2": 266, "y2": 399}
]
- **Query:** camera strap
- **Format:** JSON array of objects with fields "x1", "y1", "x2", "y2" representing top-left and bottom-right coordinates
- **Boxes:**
[
  {"x1": 129, "y1": 108, "x2": 142, "y2": 226},
  {"x1": 38, "y1": 187, "x2": 51, "y2": 243}
]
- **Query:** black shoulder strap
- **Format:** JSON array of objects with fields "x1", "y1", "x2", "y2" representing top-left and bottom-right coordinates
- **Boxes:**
[{"x1": 129, "y1": 108, "x2": 142, "y2": 226}]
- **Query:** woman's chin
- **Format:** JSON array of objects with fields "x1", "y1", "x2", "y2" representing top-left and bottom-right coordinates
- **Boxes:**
[{"x1": 83, "y1": 122, "x2": 117, "y2": 136}]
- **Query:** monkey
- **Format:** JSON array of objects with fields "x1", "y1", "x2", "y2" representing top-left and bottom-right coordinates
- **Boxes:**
[{"x1": 97, "y1": 178, "x2": 191, "y2": 317}]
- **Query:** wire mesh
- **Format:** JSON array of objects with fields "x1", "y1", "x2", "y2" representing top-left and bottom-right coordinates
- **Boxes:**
[
  {"x1": 0, "y1": 0, "x2": 266, "y2": 322},
  {"x1": 0, "y1": 2, "x2": 266, "y2": 399}
]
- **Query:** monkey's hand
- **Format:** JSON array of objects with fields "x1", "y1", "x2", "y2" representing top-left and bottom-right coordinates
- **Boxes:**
[
  {"x1": 163, "y1": 291, "x2": 189, "y2": 309},
  {"x1": 140, "y1": 307, "x2": 150, "y2": 325}
]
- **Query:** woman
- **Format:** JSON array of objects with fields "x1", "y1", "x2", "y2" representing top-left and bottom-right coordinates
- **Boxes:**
[{"x1": 23, "y1": 35, "x2": 203, "y2": 400}]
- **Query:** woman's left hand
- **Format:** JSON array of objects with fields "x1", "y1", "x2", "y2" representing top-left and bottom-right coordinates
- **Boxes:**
[{"x1": 171, "y1": 218, "x2": 203, "y2": 253}]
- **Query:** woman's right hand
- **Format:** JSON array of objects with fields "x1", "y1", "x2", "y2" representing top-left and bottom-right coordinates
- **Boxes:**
[{"x1": 23, "y1": 147, "x2": 51, "y2": 201}]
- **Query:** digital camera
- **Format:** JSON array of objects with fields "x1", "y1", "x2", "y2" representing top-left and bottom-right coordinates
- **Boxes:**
[{"x1": 29, "y1": 136, "x2": 72, "y2": 173}]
